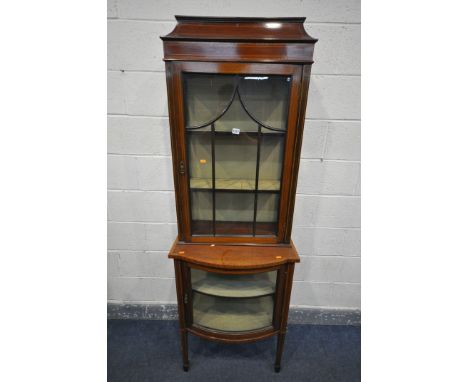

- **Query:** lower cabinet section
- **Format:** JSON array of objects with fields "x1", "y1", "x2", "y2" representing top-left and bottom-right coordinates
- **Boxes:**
[
  {"x1": 169, "y1": 243, "x2": 299, "y2": 372},
  {"x1": 192, "y1": 292, "x2": 274, "y2": 332},
  {"x1": 189, "y1": 267, "x2": 277, "y2": 332}
]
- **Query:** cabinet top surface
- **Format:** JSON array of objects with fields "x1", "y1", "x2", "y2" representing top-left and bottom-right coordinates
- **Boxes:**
[
  {"x1": 161, "y1": 15, "x2": 317, "y2": 43},
  {"x1": 168, "y1": 240, "x2": 300, "y2": 270}
]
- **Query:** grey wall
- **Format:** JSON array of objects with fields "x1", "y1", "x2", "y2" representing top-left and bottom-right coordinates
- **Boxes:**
[{"x1": 107, "y1": 0, "x2": 361, "y2": 310}]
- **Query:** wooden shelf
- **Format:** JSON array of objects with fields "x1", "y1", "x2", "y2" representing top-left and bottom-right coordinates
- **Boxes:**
[
  {"x1": 192, "y1": 292, "x2": 274, "y2": 332},
  {"x1": 190, "y1": 178, "x2": 280, "y2": 191},
  {"x1": 169, "y1": 240, "x2": 300, "y2": 270},
  {"x1": 191, "y1": 220, "x2": 277, "y2": 236},
  {"x1": 191, "y1": 269, "x2": 276, "y2": 298}
]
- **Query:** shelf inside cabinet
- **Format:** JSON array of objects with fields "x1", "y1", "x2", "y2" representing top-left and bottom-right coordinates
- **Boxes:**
[
  {"x1": 191, "y1": 269, "x2": 276, "y2": 298},
  {"x1": 190, "y1": 178, "x2": 280, "y2": 192},
  {"x1": 192, "y1": 292, "x2": 274, "y2": 332},
  {"x1": 191, "y1": 221, "x2": 276, "y2": 236}
]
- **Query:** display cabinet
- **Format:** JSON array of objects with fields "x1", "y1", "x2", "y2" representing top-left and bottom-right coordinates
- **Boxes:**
[{"x1": 161, "y1": 16, "x2": 317, "y2": 372}]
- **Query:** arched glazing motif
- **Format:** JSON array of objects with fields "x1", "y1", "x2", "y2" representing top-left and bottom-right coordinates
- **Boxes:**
[
  {"x1": 183, "y1": 73, "x2": 291, "y2": 237},
  {"x1": 184, "y1": 74, "x2": 290, "y2": 131}
]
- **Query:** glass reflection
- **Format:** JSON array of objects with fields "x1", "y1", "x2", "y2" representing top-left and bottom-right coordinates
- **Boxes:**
[{"x1": 183, "y1": 73, "x2": 290, "y2": 237}]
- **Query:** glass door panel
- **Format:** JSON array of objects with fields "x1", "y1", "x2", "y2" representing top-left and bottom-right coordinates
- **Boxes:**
[
  {"x1": 187, "y1": 130, "x2": 213, "y2": 235},
  {"x1": 213, "y1": 92, "x2": 258, "y2": 133},
  {"x1": 191, "y1": 269, "x2": 276, "y2": 298},
  {"x1": 190, "y1": 268, "x2": 277, "y2": 332},
  {"x1": 190, "y1": 191, "x2": 213, "y2": 235},
  {"x1": 184, "y1": 74, "x2": 237, "y2": 128},
  {"x1": 183, "y1": 72, "x2": 291, "y2": 237},
  {"x1": 256, "y1": 193, "x2": 280, "y2": 236},
  {"x1": 215, "y1": 192, "x2": 255, "y2": 236},
  {"x1": 238, "y1": 76, "x2": 291, "y2": 131},
  {"x1": 259, "y1": 134, "x2": 284, "y2": 191},
  {"x1": 188, "y1": 131, "x2": 212, "y2": 189},
  {"x1": 214, "y1": 133, "x2": 257, "y2": 190},
  {"x1": 192, "y1": 293, "x2": 274, "y2": 332}
]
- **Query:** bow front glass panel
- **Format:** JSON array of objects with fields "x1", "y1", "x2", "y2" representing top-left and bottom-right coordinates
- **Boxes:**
[
  {"x1": 184, "y1": 73, "x2": 291, "y2": 237},
  {"x1": 190, "y1": 268, "x2": 277, "y2": 332}
]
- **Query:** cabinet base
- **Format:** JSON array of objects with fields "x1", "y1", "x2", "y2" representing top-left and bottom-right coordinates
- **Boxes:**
[{"x1": 172, "y1": 257, "x2": 296, "y2": 373}]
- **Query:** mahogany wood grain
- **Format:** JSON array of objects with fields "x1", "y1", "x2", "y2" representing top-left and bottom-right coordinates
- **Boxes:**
[
  {"x1": 187, "y1": 326, "x2": 278, "y2": 344},
  {"x1": 162, "y1": 16, "x2": 317, "y2": 43},
  {"x1": 191, "y1": 220, "x2": 277, "y2": 236},
  {"x1": 162, "y1": 17, "x2": 316, "y2": 64},
  {"x1": 163, "y1": 41, "x2": 315, "y2": 64},
  {"x1": 169, "y1": 240, "x2": 300, "y2": 270},
  {"x1": 275, "y1": 262, "x2": 295, "y2": 372},
  {"x1": 164, "y1": 64, "x2": 186, "y2": 241},
  {"x1": 173, "y1": 260, "x2": 189, "y2": 371},
  {"x1": 161, "y1": 16, "x2": 316, "y2": 372},
  {"x1": 284, "y1": 64, "x2": 312, "y2": 242},
  {"x1": 272, "y1": 264, "x2": 287, "y2": 329},
  {"x1": 189, "y1": 235, "x2": 279, "y2": 245}
]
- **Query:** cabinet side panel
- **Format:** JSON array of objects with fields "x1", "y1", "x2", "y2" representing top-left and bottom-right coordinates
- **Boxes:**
[
  {"x1": 173, "y1": 260, "x2": 187, "y2": 327},
  {"x1": 284, "y1": 64, "x2": 312, "y2": 242},
  {"x1": 166, "y1": 62, "x2": 192, "y2": 241},
  {"x1": 276, "y1": 66, "x2": 303, "y2": 242},
  {"x1": 279, "y1": 263, "x2": 295, "y2": 330},
  {"x1": 273, "y1": 265, "x2": 286, "y2": 329},
  {"x1": 165, "y1": 63, "x2": 185, "y2": 240}
]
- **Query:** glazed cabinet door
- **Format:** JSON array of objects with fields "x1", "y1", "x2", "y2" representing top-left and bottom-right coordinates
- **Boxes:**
[
  {"x1": 184, "y1": 265, "x2": 285, "y2": 335},
  {"x1": 169, "y1": 62, "x2": 303, "y2": 243}
]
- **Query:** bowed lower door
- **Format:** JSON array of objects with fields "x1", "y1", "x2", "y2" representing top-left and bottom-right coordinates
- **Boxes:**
[
  {"x1": 189, "y1": 267, "x2": 279, "y2": 334},
  {"x1": 171, "y1": 62, "x2": 302, "y2": 243}
]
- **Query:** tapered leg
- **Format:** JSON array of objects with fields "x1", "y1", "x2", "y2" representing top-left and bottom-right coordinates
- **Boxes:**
[
  {"x1": 274, "y1": 263, "x2": 295, "y2": 372},
  {"x1": 174, "y1": 260, "x2": 190, "y2": 371},
  {"x1": 180, "y1": 329, "x2": 189, "y2": 371},
  {"x1": 274, "y1": 331, "x2": 286, "y2": 372}
]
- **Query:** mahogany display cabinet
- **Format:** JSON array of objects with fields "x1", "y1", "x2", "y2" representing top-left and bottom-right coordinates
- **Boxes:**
[{"x1": 161, "y1": 16, "x2": 317, "y2": 372}]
